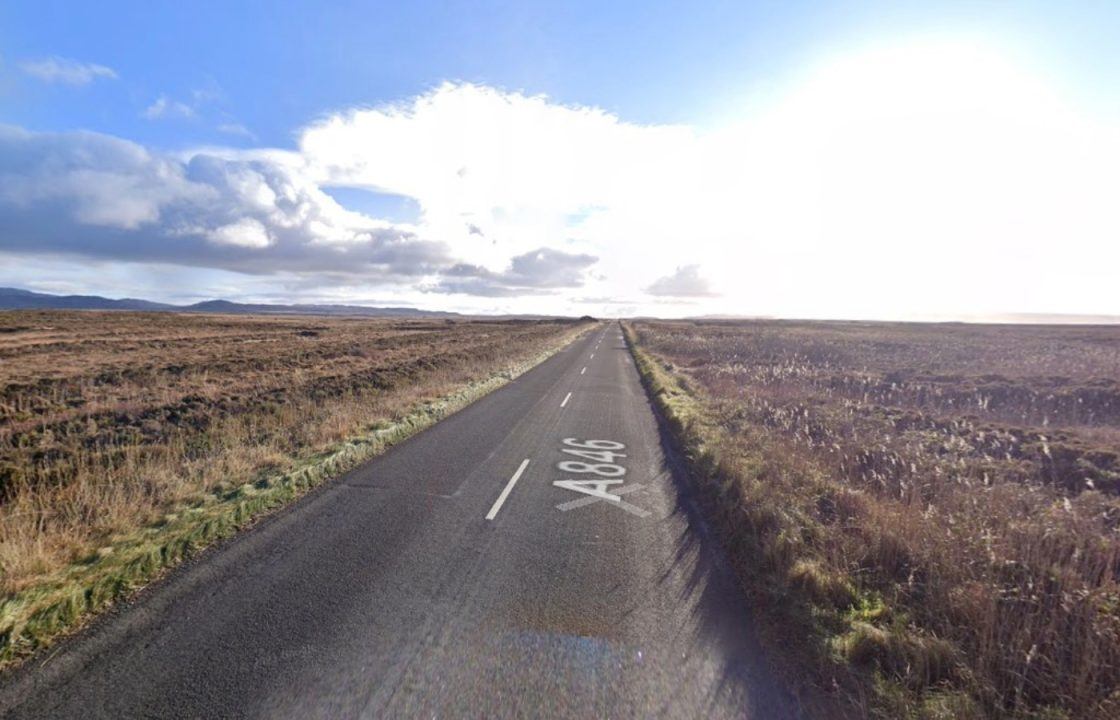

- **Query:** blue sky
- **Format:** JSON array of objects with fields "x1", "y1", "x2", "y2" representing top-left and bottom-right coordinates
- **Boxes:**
[
  {"x1": 2, "y1": 1, "x2": 1119, "y2": 317},
  {"x1": 7, "y1": 1, "x2": 1119, "y2": 144}
]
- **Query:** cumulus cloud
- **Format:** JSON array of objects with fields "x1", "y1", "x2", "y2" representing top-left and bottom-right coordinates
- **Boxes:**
[
  {"x1": 646, "y1": 265, "x2": 718, "y2": 297},
  {"x1": 0, "y1": 125, "x2": 448, "y2": 279},
  {"x1": 300, "y1": 82, "x2": 674, "y2": 211},
  {"x1": 505, "y1": 247, "x2": 598, "y2": 287},
  {"x1": 0, "y1": 86, "x2": 626, "y2": 301},
  {"x1": 6, "y1": 39, "x2": 1120, "y2": 317},
  {"x1": 0, "y1": 125, "x2": 600, "y2": 297},
  {"x1": 0, "y1": 126, "x2": 203, "y2": 229},
  {"x1": 299, "y1": 82, "x2": 693, "y2": 271},
  {"x1": 209, "y1": 217, "x2": 271, "y2": 248},
  {"x1": 19, "y1": 56, "x2": 117, "y2": 85},
  {"x1": 434, "y1": 247, "x2": 598, "y2": 296}
]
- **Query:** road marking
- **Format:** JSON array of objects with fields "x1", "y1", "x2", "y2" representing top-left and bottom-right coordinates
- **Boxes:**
[
  {"x1": 552, "y1": 438, "x2": 647, "y2": 517},
  {"x1": 561, "y1": 391, "x2": 572, "y2": 407},
  {"x1": 590, "y1": 353, "x2": 594, "y2": 359},
  {"x1": 554, "y1": 478, "x2": 622, "y2": 501},
  {"x1": 580, "y1": 366, "x2": 587, "y2": 375},
  {"x1": 556, "y1": 482, "x2": 650, "y2": 518},
  {"x1": 557, "y1": 482, "x2": 638, "y2": 509},
  {"x1": 485, "y1": 459, "x2": 530, "y2": 520}
]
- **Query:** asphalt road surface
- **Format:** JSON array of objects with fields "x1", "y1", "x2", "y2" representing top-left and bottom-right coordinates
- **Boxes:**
[{"x1": 0, "y1": 323, "x2": 801, "y2": 719}]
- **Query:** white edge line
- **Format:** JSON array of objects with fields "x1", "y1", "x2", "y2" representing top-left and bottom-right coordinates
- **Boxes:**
[
  {"x1": 561, "y1": 391, "x2": 572, "y2": 408},
  {"x1": 486, "y1": 458, "x2": 531, "y2": 520}
]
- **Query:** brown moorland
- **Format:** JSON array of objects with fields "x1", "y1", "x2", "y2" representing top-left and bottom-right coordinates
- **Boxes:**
[
  {"x1": 0, "y1": 310, "x2": 589, "y2": 661},
  {"x1": 626, "y1": 319, "x2": 1120, "y2": 719}
]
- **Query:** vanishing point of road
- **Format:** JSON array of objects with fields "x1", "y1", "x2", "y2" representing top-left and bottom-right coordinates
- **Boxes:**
[{"x1": 0, "y1": 322, "x2": 800, "y2": 719}]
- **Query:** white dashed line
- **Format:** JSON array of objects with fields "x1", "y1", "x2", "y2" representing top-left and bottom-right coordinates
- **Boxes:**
[
  {"x1": 581, "y1": 367, "x2": 587, "y2": 375},
  {"x1": 561, "y1": 391, "x2": 572, "y2": 408},
  {"x1": 486, "y1": 459, "x2": 530, "y2": 520}
]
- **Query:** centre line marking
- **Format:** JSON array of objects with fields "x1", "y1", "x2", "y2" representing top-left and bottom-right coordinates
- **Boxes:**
[
  {"x1": 561, "y1": 391, "x2": 572, "y2": 407},
  {"x1": 581, "y1": 366, "x2": 587, "y2": 375},
  {"x1": 486, "y1": 459, "x2": 530, "y2": 520}
]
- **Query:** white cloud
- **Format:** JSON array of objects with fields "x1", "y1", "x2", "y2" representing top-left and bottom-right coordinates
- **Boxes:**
[
  {"x1": 216, "y1": 123, "x2": 256, "y2": 140},
  {"x1": 292, "y1": 59, "x2": 1120, "y2": 316},
  {"x1": 19, "y1": 56, "x2": 117, "y2": 85},
  {"x1": 299, "y1": 82, "x2": 695, "y2": 272},
  {"x1": 4, "y1": 37, "x2": 1120, "y2": 317},
  {"x1": 0, "y1": 127, "x2": 205, "y2": 230},
  {"x1": 143, "y1": 95, "x2": 197, "y2": 120},
  {"x1": 0, "y1": 126, "x2": 448, "y2": 279},
  {"x1": 434, "y1": 247, "x2": 598, "y2": 296},
  {"x1": 208, "y1": 217, "x2": 271, "y2": 248},
  {"x1": 398, "y1": 41, "x2": 1120, "y2": 317},
  {"x1": 646, "y1": 265, "x2": 717, "y2": 297}
]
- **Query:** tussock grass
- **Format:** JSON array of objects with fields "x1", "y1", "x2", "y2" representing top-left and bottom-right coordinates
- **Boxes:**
[
  {"x1": 0, "y1": 311, "x2": 592, "y2": 664},
  {"x1": 625, "y1": 320, "x2": 1120, "y2": 720}
]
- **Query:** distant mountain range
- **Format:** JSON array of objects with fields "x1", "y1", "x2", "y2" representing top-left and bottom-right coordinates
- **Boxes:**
[{"x1": 0, "y1": 287, "x2": 462, "y2": 318}]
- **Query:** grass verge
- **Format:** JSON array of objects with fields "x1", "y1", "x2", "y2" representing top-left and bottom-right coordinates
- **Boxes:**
[
  {"x1": 624, "y1": 322, "x2": 972, "y2": 719},
  {"x1": 0, "y1": 325, "x2": 588, "y2": 667},
  {"x1": 625, "y1": 319, "x2": 1120, "y2": 719}
]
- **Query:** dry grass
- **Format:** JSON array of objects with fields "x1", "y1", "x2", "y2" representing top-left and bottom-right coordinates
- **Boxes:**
[
  {"x1": 626, "y1": 319, "x2": 1120, "y2": 719},
  {"x1": 0, "y1": 310, "x2": 589, "y2": 660}
]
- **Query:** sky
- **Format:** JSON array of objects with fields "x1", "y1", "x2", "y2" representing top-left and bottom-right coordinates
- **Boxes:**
[{"x1": 1, "y1": 1, "x2": 1119, "y2": 319}]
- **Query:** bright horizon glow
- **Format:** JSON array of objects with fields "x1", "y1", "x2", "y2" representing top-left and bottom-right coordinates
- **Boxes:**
[
  {"x1": 2, "y1": 7, "x2": 1118, "y2": 319},
  {"x1": 693, "y1": 37, "x2": 1120, "y2": 320}
]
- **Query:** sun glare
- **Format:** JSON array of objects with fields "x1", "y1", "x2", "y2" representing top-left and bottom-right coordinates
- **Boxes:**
[{"x1": 695, "y1": 38, "x2": 1119, "y2": 319}]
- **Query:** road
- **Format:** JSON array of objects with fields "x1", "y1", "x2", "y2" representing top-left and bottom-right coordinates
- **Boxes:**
[{"x1": 0, "y1": 322, "x2": 800, "y2": 719}]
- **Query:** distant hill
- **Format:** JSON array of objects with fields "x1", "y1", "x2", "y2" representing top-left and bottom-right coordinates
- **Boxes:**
[
  {"x1": 0, "y1": 287, "x2": 175, "y2": 312},
  {"x1": 0, "y1": 287, "x2": 461, "y2": 318},
  {"x1": 182, "y1": 298, "x2": 461, "y2": 318}
]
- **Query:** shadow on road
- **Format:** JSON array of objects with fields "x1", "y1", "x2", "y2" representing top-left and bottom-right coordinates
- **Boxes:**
[{"x1": 647, "y1": 397, "x2": 809, "y2": 720}]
